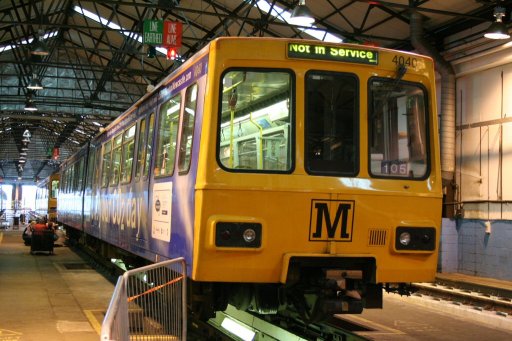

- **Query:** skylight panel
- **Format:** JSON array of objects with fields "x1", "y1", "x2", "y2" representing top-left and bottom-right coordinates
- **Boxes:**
[
  {"x1": 0, "y1": 31, "x2": 58, "y2": 53},
  {"x1": 254, "y1": 0, "x2": 343, "y2": 43}
]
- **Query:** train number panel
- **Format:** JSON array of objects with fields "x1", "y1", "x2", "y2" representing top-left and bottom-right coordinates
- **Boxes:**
[{"x1": 309, "y1": 199, "x2": 354, "y2": 241}]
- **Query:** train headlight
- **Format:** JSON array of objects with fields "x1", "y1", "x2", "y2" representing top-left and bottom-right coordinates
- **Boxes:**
[
  {"x1": 242, "y1": 228, "x2": 256, "y2": 243},
  {"x1": 216, "y1": 222, "x2": 262, "y2": 248},
  {"x1": 399, "y1": 232, "x2": 411, "y2": 246},
  {"x1": 395, "y1": 227, "x2": 436, "y2": 251}
]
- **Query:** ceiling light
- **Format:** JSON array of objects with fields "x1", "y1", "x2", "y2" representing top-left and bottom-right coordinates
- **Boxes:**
[
  {"x1": 484, "y1": 6, "x2": 510, "y2": 39},
  {"x1": 27, "y1": 74, "x2": 43, "y2": 90},
  {"x1": 24, "y1": 101, "x2": 38, "y2": 111},
  {"x1": 289, "y1": 0, "x2": 315, "y2": 26},
  {"x1": 31, "y1": 38, "x2": 49, "y2": 56}
]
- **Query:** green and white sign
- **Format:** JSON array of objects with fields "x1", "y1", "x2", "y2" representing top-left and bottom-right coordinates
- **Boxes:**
[{"x1": 143, "y1": 20, "x2": 163, "y2": 45}]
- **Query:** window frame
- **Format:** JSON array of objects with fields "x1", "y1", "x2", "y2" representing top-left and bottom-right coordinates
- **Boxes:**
[
  {"x1": 120, "y1": 124, "x2": 136, "y2": 184},
  {"x1": 154, "y1": 94, "x2": 182, "y2": 178},
  {"x1": 135, "y1": 117, "x2": 147, "y2": 181},
  {"x1": 304, "y1": 70, "x2": 360, "y2": 177},
  {"x1": 367, "y1": 77, "x2": 431, "y2": 180},
  {"x1": 101, "y1": 140, "x2": 112, "y2": 188},
  {"x1": 178, "y1": 83, "x2": 199, "y2": 175},
  {"x1": 216, "y1": 67, "x2": 295, "y2": 174}
]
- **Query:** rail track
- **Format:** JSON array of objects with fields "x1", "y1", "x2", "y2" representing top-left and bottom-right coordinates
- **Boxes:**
[{"x1": 412, "y1": 281, "x2": 512, "y2": 316}]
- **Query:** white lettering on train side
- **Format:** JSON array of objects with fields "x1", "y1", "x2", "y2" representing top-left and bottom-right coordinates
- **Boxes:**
[{"x1": 95, "y1": 188, "x2": 148, "y2": 233}]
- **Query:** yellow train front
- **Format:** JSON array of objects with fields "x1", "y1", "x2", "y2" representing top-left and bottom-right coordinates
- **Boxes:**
[
  {"x1": 191, "y1": 38, "x2": 442, "y2": 320},
  {"x1": 35, "y1": 173, "x2": 60, "y2": 223}
]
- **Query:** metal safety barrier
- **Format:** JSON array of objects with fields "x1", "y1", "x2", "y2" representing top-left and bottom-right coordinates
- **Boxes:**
[{"x1": 101, "y1": 257, "x2": 187, "y2": 341}]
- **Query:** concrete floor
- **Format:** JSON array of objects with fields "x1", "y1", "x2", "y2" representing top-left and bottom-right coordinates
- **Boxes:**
[{"x1": 0, "y1": 229, "x2": 114, "y2": 341}]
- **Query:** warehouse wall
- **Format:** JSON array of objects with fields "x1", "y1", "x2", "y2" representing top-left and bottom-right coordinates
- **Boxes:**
[
  {"x1": 438, "y1": 39, "x2": 512, "y2": 280},
  {"x1": 440, "y1": 218, "x2": 512, "y2": 280}
]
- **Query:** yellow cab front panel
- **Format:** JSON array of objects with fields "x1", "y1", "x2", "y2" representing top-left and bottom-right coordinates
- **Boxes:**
[{"x1": 191, "y1": 37, "x2": 442, "y2": 286}]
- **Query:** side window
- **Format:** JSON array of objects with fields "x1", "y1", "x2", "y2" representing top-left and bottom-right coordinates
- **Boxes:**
[
  {"x1": 93, "y1": 148, "x2": 102, "y2": 188},
  {"x1": 68, "y1": 166, "x2": 74, "y2": 192},
  {"x1": 218, "y1": 70, "x2": 293, "y2": 172},
  {"x1": 62, "y1": 169, "x2": 68, "y2": 193},
  {"x1": 60, "y1": 170, "x2": 66, "y2": 194},
  {"x1": 369, "y1": 79, "x2": 428, "y2": 179},
  {"x1": 155, "y1": 95, "x2": 181, "y2": 176},
  {"x1": 144, "y1": 113, "x2": 155, "y2": 178},
  {"x1": 77, "y1": 158, "x2": 85, "y2": 191},
  {"x1": 178, "y1": 84, "x2": 198, "y2": 174},
  {"x1": 101, "y1": 141, "x2": 112, "y2": 188},
  {"x1": 305, "y1": 71, "x2": 358, "y2": 176},
  {"x1": 135, "y1": 118, "x2": 147, "y2": 179},
  {"x1": 120, "y1": 124, "x2": 136, "y2": 183},
  {"x1": 86, "y1": 148, "x2": 96, "y2": 189},
  {"x1": 74, "y1": 160, "x2": 82, "y2": 191},
  {"x1": 110, "y1": 133, "x2": 123, "y2": 186}
]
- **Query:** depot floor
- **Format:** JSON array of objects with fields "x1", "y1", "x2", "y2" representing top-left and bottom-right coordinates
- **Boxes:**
[{"x1": 0, "y1": 229, "x2": 114, "y2": 341}]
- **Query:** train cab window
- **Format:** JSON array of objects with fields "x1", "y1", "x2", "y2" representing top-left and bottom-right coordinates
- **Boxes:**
[
  {"x1": 120, "y1": 124, "x2": 136, "y2": 183},
  {"x1": 135, "y1": 117, "x2": 147, "y2": 179},
  {"x1": 144, "y1": 113, "x2": 155, "y2": 178},
  {"x1": 155, "y1": 95, "x2": 181, "y2": 177},
  {"x1": 101, "y1": 141, "x2": 112, "y2": 188},
  {"x1": 110, "y1": 133, "x2": 123, "y2": 186},
  {"x1": 369, "y1": 79, "x2": 428, "y2": 179},
  {"x1": 305, "y1": 71, "x2": 358, "y2": 176},
  {"x1": 218, "y1": 70, "x2": 293, "y2": 172},
  {"x1": 178, "y1": 84, "x2": 198, "y2": 174}
]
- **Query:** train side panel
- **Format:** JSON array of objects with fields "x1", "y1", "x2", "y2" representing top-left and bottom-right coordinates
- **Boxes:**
[
  {"x1": 57, "y1": 144, "x2": 89, "y2": 231},
  {"x1": 147, "y1": 54, "x2": 209, "y2": 268}
]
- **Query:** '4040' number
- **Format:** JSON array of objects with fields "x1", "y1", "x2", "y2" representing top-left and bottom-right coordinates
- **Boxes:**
[{"x1": 392, "y1": 55, "x2": 418, "y2": 68}]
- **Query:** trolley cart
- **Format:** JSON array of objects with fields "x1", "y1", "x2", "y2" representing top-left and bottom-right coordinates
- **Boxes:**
[{"x1": 30, "y1": 230, "x2": 54, "y2": 255}]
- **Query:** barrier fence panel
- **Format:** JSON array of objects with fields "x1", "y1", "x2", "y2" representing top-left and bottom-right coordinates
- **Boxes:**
[{"x1": 101, "y1": 257, "x2": 187, "y2": 341}]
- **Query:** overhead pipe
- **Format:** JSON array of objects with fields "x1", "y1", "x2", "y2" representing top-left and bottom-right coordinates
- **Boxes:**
[{"x1": 410, "y1": 10, "x2": 456, "y2": 187}]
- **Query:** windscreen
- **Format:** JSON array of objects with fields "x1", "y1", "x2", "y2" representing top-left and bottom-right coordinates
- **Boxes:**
[
  {"x1": 218, "y1": 70, "x2": 293, "y2": 172},
  {"x1": 369, "y1": 79, "x2": 429, "y2": 179}
]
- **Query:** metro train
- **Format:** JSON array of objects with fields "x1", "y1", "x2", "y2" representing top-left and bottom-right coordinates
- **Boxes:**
[
  {"x1": 35, "y1": 173, "x2": 60, "y2": 222},
  {"x1": 57, "y1": 37, "x2": 442, "y2": 321}
]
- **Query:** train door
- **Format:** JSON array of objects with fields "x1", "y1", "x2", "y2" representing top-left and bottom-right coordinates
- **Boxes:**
[
  {"x1": 149, "y1": 78, "x2": 205, "y2": 262},
  {"x1": 85, "y1": 143, "x2": 102, "y2": 238},
  {"x1": 131, "y1": 111, "x2": 156, "y2": 251}
]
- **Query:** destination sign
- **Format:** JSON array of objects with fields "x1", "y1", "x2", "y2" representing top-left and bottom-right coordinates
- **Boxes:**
[{"x1": 288, "y1": 43, "x2": 378, "y2": 65}]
